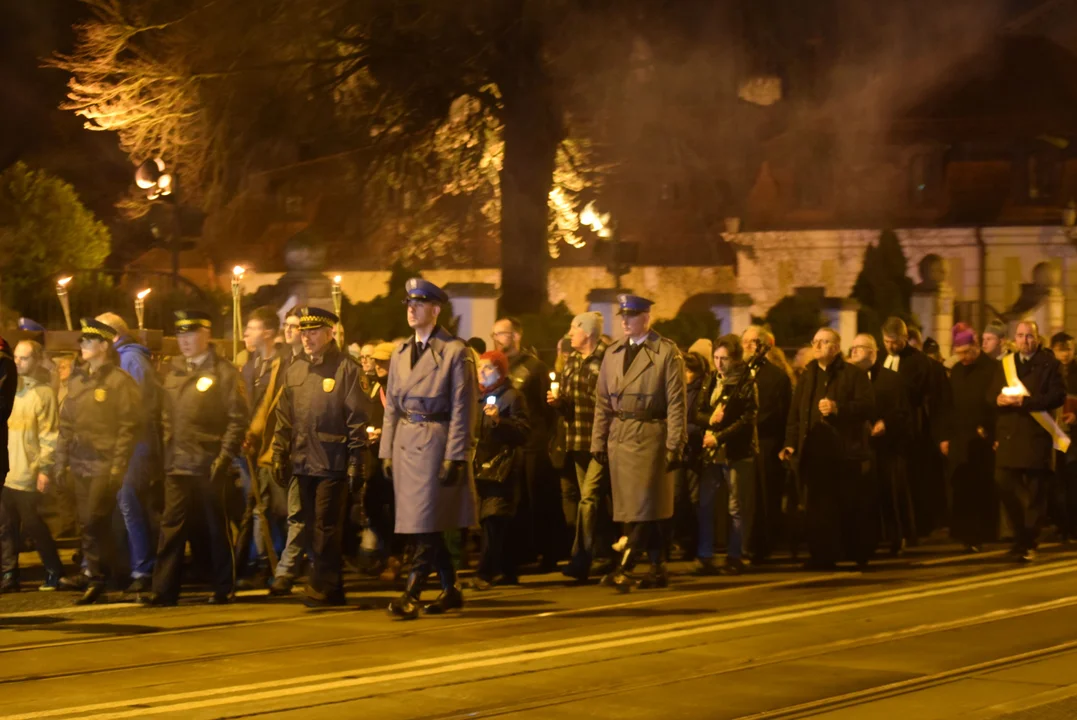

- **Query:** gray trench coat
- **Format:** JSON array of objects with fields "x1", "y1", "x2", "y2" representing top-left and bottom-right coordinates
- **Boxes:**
[
  {"x1": 379, "y1": 326, "x2": 478, "y2": 533},
  {"x1": 591, "y1": 331, "x2": 687, "y2": 522}
]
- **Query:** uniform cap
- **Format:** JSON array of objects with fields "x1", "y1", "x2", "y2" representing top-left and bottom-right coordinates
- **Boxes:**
[
  {"x1": 174, "y1": 310, "x2": 213, "y2": 334},
  {"x1": 18, "y1": 317, "x2": 45, "y2": 332},
  {"x1": 404, "y1": 278, "x2": 448, "y2": 304},
  {"x1": 297, "y1": 306, "x2": 338, "y2": 330},
  {"x1": 79, "y1": 317, "x2": 118, "y2": 341},
  {"x1": 617, "y1": 294, "x2": 654, "y2": 315}
]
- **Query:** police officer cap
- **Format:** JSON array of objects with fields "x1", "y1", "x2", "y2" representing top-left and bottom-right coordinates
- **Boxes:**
[
  {"x1": 79, "y1": 317, "x2": 118, "y2": 342},
  {"x1": 297, "y1": 306, "x2": 338, "y2": 331},
  {"x1": 404, "y1": 278, "x2": 448, "y2": 304},
  {"x1": 174, "y1": 310, "x2": 213, "y2": 334},
  {"x1": 617, "y1": 294, "x2": 654, "y2": 315},
  {"x1": 18, "y1": 317, "x2": 45, "y2": 332}
]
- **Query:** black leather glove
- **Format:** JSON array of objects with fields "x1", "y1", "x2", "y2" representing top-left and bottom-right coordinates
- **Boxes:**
[
  {"x1": 271, "y1": 455, "x2": 288, "y2": 489},
  {"x1": 593, "y1": 451, "x2": 609, "y2": 467},
  {"x1": 438, "y1": 459, "x2": 466, "y2": 487},
  {"x1": 665, "y1": 449, "x2": 683, "y2": 472},
  {"x1": 381, "y1": 458, "x2": 393, "y2": 479}
]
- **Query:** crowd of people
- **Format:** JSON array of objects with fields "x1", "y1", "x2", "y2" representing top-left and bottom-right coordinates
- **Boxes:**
[{"x1": 0, "y1": 279, "x2": 1072, "y2": 618}]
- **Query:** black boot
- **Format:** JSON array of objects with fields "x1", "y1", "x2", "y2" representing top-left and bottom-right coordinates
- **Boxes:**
[
  {"x1": 638, "y1": 562, "x2": 669, "y2": 589},
  {"x1": 423, "y1": 585, "x2": 464, "y2": 615},
  {"x1": 74, "y1": 583, "x2": 106, "y2": 606},
  {"x1": 388, "y1": 570, "x2": 423, "y2": 620},
  {"x1": 606, "y1": 549, "x2": 638, "y2": 594}
]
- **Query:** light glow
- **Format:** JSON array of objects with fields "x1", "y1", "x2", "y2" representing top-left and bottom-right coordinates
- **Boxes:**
[
  {"x1": 57, "y1": 277, "x2": 72, "y2": 288},
  {"x1": 137, "y1": 288, "x2": 152, "y2": 300}
]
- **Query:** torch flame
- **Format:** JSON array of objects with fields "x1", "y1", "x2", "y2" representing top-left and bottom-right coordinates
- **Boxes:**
[
  {"x1": 233, "y1": 266, "x2": 246, "y2": 277},
  {"x1": 137, "y1": 288, "x2": 152, "y2": 300},
  {"x1": 57, "y1": 276, "x2": 72, "y2": 288},
  {"x1": 333, "y1": 275, "x2": 342, "y2": 284}
]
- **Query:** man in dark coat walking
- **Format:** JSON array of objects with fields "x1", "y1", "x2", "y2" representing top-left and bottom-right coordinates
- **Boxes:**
[
  {"x1": 781, "y1": 327, "x2": 875, "y2": 569},
  {"x1": 851, "y1": 334, "x2": 911, "y2": 557},
  {"x1": 0, "y1": 336, "x2": 17, "y2": 485},
  {"x1": 940, "y1": 324, "x2": 999, "y2": 551},
  {"x1": 989, "y1": 320, "x2": 1067, "y2": 561}
]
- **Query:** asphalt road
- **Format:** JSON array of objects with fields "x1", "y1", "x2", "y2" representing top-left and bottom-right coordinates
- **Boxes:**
[{"x1": 3, "y1": 545, "x2": 1077, "y2": 719}]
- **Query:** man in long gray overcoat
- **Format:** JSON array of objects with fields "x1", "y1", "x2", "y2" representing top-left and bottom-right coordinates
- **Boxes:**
[
  {"x1": 381, "y1": 278, "x2": 478, "y2": 619},
  {"x1": 591, "y1": 294, "x2": 687, "y2": 592}
]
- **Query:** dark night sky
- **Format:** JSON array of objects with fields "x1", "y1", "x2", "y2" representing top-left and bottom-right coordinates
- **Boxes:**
[{"x1": 0, "y1": 0, "x2": 130, "y2": 224}]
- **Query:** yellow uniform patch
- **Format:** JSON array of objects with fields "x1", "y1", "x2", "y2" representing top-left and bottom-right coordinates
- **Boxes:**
[
  {"x1": 323, "y1": 377, "x2": 336, "y2": 393},
  {"x1": 93, "y1": 388, "x2": 106, "y2": 403},
  {"x1": 196, "y1": 376, "x2": 214, "y2": 392}
]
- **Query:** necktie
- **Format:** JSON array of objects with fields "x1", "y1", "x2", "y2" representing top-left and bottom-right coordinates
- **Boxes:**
[
  {"x1": 412, "y1": 340, "x2": 425, "y2": 367},
  {"x1": 623, "y1": 342, "x2": 641, "y2": 375}
]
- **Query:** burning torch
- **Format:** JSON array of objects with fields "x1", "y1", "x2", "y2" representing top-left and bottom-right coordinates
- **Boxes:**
[
  {"x1": 135, "y1": 288, "x2": 151, "y2": 331},
  {"x1": 232, "y1": 266, "x2": 245, "y2": 361},
  {"x1": 55, "y1": 276, "x2": 73, "y2": 331},
  {"x1": 332, "y1": 274, "x2": 344, "y2": 347}
]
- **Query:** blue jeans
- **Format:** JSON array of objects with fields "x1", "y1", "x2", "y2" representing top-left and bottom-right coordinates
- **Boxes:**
[
  {"x1": 699, "y1": 458, "x2": 756, "y2": 561},
  {"x1": 117, "y1": 443, "x2": 156, "y2": 578}
]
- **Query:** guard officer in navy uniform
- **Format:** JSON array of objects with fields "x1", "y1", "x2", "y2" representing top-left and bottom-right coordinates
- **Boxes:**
[
  {"x1": 55, "y1": 319, "x2": 141, "y2": 604},
  {"x1": 272, "y1": 307, "x2": 369, "y2": 607},
  {"x1": 139, "y1": 311, "x2": 247, "y2": 606},
  {"x1": 381, "y1": 279, "x2": 478, "y2": 620},
  {"x1": 591, "y1": 295, "x2": 687, "y2": 592}
]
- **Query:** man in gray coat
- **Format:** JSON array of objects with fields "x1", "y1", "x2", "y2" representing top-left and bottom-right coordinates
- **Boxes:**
[
  {"x1": 591, "y1": 294, "x2": 687, "y2": 592},
  {"x1": 381, "y1": 279, "x2": 478, "y2": 619}
]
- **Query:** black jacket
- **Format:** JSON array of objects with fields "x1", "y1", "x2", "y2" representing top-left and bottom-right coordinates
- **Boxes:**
[
  {"x1": 878, "y1": 344, "x2": 942, "y2": 437},
  {"x1": 754, "y1": 359, "x2": 792, "y2": 446},
  {"x1": 55, "y1": 362, "x2": 141, "y2": 480},
  {"x1": 475, "y1": 382, "x2": 530, "y2": 518},
  {"x1": 989, "y1": 348, "x2": 1066, "y2": 470},
  {"x1": 941, "y1": 352, "x2": 998, "y2": 464},
  {"x1": 0, "y1": 337, "x2": 16, "y2": 481},
  {"x1": 695, "y1": 364, "x2": 757, "y2": 463},
  {"x1": 785, "y1": 354, "x2": 875, "y2": 463},
  {"x1": 684, "y1": 372, "x2": 709, "y2": 464},
  {"x1": 508, "y1": 349, "x2": 552, "y2": 451},
  {"x1": 273, "y1": 343, "x2": 369, "y2": 479},
  {"x1": 162, "y1": 350, "x2": 248, "y2": 476},
  {"x1": 868, "y1": 366, "x2": 912, "y2": 455}
]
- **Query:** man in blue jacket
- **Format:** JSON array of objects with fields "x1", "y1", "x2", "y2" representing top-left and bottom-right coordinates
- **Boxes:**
[{"x1": 97, "y1": 313, "x2": 162, "y2": 593}]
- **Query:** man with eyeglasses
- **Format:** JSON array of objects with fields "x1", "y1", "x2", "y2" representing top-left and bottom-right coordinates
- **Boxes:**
[
  {"x1": 740, "y1": 325, "x2": 792, "y2": 561},
  {"x1": 382, "y1": 279, "x2": 477, "y2": 619},
  {"x1": 491, "y1": 316, "x2": 560, "y2": 573},
  {"x1": 781, "y1": 328, "x2": 874, "y2": 570},
  {"x1": 850, "y1": 333, "x2": 911, "y2": 558}
]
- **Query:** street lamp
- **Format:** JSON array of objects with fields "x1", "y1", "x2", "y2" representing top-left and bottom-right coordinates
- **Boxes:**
[
  {"x1": 331, "y1": 274, "x2": 344, "y2": 347},
  {"x1": 55, "y1": 276, "x2": 73, "y2": 331},
  {"x1": 232, "y1": 266, "x2": 245, "y2": 361},
  {"x1": 135, "y1": 158, "x2": 173, "y2": 200},
  {"x1": 135, "y1": 288, "x2": 151, "y2": 331}
]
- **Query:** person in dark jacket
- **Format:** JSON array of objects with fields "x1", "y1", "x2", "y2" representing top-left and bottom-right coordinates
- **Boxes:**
[
  {"x1": 988, "y1": 320, "x2": 1067, "y2": 561},
  {"x1": 741, "y1": 325, "x2": 792, "y2": 560},
  {"x1": 492, "y1": 316, "x2": 561, "y2": 571},
  {"x1": 782, "y1": 327, "x2": 875, "y2": 569},
  {"x1": 96, "y1": 312, "x2": 162, "y2": 593},
  {"x1": 0, "y1": 335, "x2": 17, "y2": 484},
  {"x1": 851, "y1": 334, "x2": 910, "y2": 559},
  {"x1": 55, "y1": 319, "x2": 141, "y2": 604},
  {"x1": 940, "y1": 325, "x2": 999, "y2": 552},
  {"x1": 695, "y1": 335, "x2": 758, "y2": 574},
  {"x1": 140, "y1": 311, "x2": 248, "y2": 606},
  {"x1": 674, "y1": 351, "x2": 709, "y2": 563},
  {"x1": 881, "y1": 316, "x2": 946, "y2": 540},
  {"x1": 472, "y1": 350, "x2": 530, "y2": 590},
  {"x1": 1049, "y1": 332, "x2": 1077, "y2": 539},
  {"x1": 273, "y1": 307, "x2": 369, "y2": 607}
]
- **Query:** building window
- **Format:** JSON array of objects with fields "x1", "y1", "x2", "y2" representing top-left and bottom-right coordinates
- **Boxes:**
[{"x1": 908, "y1": 153, "x2": 943, "y2": 207}]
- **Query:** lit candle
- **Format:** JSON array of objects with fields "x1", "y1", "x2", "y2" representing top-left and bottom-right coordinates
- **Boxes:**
[{"x1": 549, "y1": 371, "x2": 559, "y2": 399}]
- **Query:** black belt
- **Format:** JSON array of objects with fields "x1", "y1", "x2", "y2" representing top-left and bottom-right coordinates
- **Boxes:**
[
  {"x1": 615, "y1": 410, "x2": 666, "y2": 422},
  {"x1": 404, "y1": 411, "x2": 451, "y2": 423}
]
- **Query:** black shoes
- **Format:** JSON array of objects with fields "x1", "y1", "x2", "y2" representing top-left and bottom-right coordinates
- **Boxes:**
[
  {"x1": 0, "y1": 572, "x2": 19, "y2": 593},
  {"x1": 125, "y1": 577, "x2": 151, "y2": 594},
  {"x1": 388, "y1": 592, "x2": 421, "y2": 620},
  {"x1": 207, "y1": 592, "x2": 233, "y2": 605},
  {"x1": 74, "y1": 583, "x2": 106, "y2": 606},
  {"x1": 267, "y1": 576, "x2": 294, "y2": 596},
  {"x1": 636, "y1": 564, "x2": 670, "y2": 590},
  {"x1": 59, "y1": 574, "x2": 88, "y2": 592},
  {"x1": 423, "y1": 586, "x2": 464, "y2": 615},
  {"x1": 302, "y1": 587, "x2": 346, "y2": 609},
  {"x1": 137, "y1": 593, "x2": 177, "y2": 607}
]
